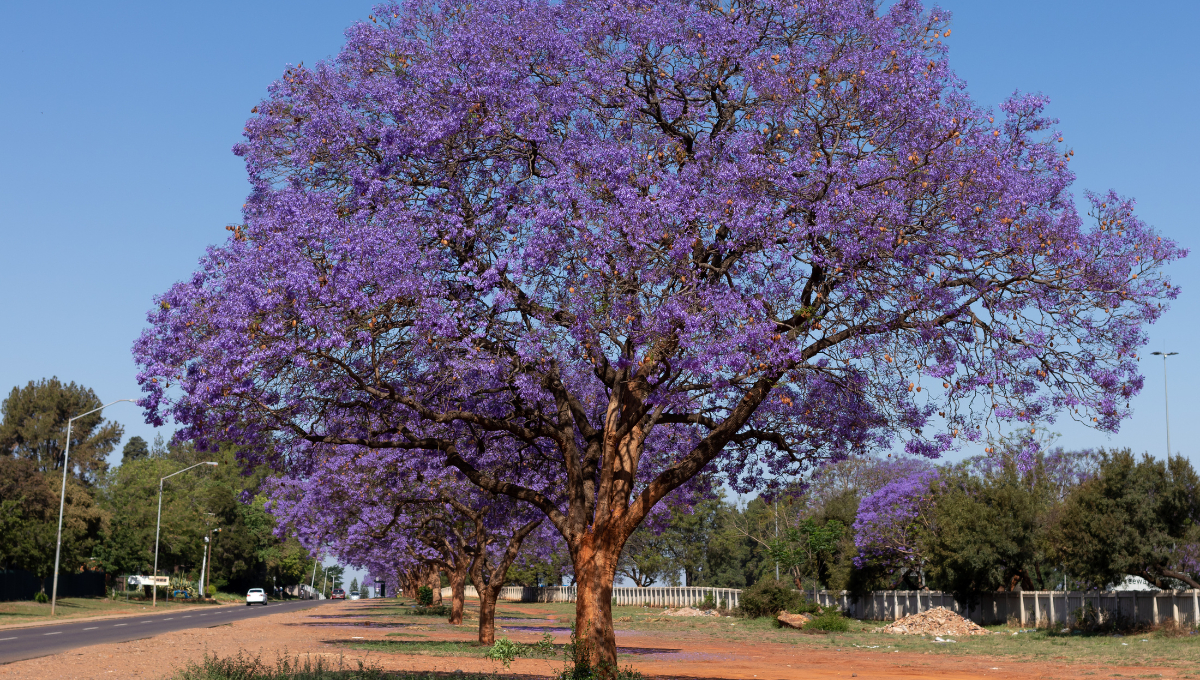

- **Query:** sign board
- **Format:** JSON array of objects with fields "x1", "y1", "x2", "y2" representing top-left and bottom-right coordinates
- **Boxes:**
[{"x1": 127, "y1": 575, "x2": 169, "y2": 586}]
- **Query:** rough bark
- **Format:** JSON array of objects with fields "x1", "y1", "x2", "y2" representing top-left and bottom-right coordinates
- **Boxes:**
[
  {"x1": 467, "y1": 517, "x2": 544, "y2": 645},
  {"x1": 447, "y1": 564, "x2": 467, "y2": 625},
  {"x1": 478, "y1": 585, "x2": 499, "y2": 645},
  {"x1": 571, "y1": 533, "x2": 622, "y2": 672}
]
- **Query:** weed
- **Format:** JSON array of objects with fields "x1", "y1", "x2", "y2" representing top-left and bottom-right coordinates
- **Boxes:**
[{"x1": 172, "y1": 651, "x2": 385, "y2": 679}]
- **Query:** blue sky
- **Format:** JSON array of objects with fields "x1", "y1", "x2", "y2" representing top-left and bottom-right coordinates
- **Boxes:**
[{"x1": 1, "y1": 1, "x2": 1196, "y2": 486}]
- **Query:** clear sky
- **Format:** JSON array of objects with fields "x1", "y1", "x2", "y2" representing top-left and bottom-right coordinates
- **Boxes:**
[{"x1": 1, "y1": 0, "x2": 1196, "y2": 540}]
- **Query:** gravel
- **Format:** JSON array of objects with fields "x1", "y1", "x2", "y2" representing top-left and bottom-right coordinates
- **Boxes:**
[{"x1": 878, "y1": 607, "x2": 992, "y2": 636}]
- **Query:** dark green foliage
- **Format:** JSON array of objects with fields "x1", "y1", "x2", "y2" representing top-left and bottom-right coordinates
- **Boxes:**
[
  {"x1": 416, "y1": 585, "x2": 434, "y2": 607},
  {"x1": 0, "y1": 377, "x2": 123, "y2": 485},
  {"x1": 121, "y1": 436, "x2": 150, "y2": 464},
  {"x1": 0, "y1": 455, "x2": 105, "y2": 584},
  {"x1": 738, "y1": 578, "x2": 817, "y2": 618},
  {"x1": 33, "y1": 590, "x2": 48, "y2": 603},
  {"x1": 1053, "y1": 450, "x2": 1200, "y2": 590},
  {"x1": 95, "y1": 439, "x2": 316, "y2": 593},
  {"x1": 925, "y1": 460, "x2": 1051, "y2": 606}
]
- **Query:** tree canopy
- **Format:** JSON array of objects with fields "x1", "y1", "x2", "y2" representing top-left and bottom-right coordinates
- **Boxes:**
[
  {"x1": 134, "y1": 0, "x2": 1182, "y2": 665},
  {"x1": 1, "y1": 377, "x2": 122, "y2": 485}
]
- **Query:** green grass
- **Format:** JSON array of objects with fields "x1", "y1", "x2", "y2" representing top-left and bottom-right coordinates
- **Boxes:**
[
  {"x1": 334, "y1": 598, "x2": 1200, "y2": 670},
  {"x1": 340, "y1": 640, "x2": 493, "y2": 658},
  {"x1": 0, "y1": 595, "x2": 237, "y2": 626}
]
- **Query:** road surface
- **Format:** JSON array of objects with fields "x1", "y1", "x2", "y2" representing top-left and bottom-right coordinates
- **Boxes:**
[{"x1": 0, "y1": 599, "x2": 331, "y2": 664}]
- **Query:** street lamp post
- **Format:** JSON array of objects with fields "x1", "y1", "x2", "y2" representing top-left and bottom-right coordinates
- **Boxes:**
[
  {"x1": 203, "y1": 527, "x2": 222, "y2": 601},
  {"x1": 1151, "y1": 351, "x2": 1179, "y2": 457},
  {"x1": 153, "y1": 461, "x2": 218, "y2": 606},
  {"x1": 50, "y1": 399, "x2": 136, "y2": 616}
]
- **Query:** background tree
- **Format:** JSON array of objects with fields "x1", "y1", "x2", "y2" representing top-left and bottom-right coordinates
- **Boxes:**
[
  {"x1": 0, "y1": 456, "x2": 105, "y2": 591},
  {"x1": 924, "y1": 460, "x2": 1053, "y2": 606},
  {"x1": 96, "y1": 439, "x2": 300, "y2": 593},
  {"x1": 1053, "y1": 450, "x2": 1200, "y2": 589},
  {"x1": 616, "y1": 525, "x2": 673, "y2": 588},
  {"x1": 121, "y1": 436, "x2": 150, "y2": 464},
  {"x1": 134, "y1": 0, "x2": 1182, "y2": 666},
  {"x1": 0, "y1": 378, "x2": 122, "y2": 484}
]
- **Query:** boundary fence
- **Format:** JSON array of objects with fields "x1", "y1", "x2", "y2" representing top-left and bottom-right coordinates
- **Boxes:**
[
  {"x1": 438, "y1": 584, "x2": 1200, "y2": 628},
  {"x1": 816, "y1": 589, "x2": 1200, "y2": 628},
  {"x1": 437, "y1": 585, "x2": 742, "y2": 608}
]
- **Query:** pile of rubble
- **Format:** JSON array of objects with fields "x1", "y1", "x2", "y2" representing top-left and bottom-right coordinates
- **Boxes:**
[
  {"x1": 879, "y1": 607, "x2": 991, "y2": 636},
  {"x1": 661, "y1": 607, "x2": 720, "y2": 617}
]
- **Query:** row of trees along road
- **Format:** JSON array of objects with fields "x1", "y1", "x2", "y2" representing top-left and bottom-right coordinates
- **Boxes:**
[
  {"x1": 133, "y1": 0, "x2": 1183, "y2": 670},
  {"x1": 1, "y1": 378, "x2": 322, "y2": 596}
]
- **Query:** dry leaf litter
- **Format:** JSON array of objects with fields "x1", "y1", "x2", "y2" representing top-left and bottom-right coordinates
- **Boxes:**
[{"x1": 662, "y1": 607, "x2": 720, "y2": 617}]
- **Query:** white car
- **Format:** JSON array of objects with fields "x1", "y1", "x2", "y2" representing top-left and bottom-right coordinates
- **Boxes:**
[
  {"x1": 349, "y1": 591, "x2": 361, "y2": 600},
  {"x1": 245, "y1": 588, "x2": 268, "y2": 606}
]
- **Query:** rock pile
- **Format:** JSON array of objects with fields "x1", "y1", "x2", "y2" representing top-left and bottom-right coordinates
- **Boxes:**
[
  {"x1": 879, "y1": 607, "x2": 991, "y2": 636},
  {"x1": 776, "y1": 611, "x2": 813, "y2": 629},
  {"x1": 661, "y1": 607, "x2": 720, "y2": 617}
]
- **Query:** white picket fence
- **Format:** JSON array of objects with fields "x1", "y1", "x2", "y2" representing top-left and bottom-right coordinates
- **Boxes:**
[
  {"x1": 435, "y1": 583, "x2": 1198, "y2": 629},
  {"x1": 815, "y1": 589, "x2": 1200, "y2": 628},
  {"x1": 488, "y1": 585, "x2": 741, "y2": 608}
]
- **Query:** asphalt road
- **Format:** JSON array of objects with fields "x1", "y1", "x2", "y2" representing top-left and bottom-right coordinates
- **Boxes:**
[{"x1": 0, "y1": 598, "x2": 332, "y2": 665}]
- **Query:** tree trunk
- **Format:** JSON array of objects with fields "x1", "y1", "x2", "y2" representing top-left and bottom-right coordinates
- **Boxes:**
[
  {"x1": 448, "y1": 565, "x2": 467, "y2": 625},
  {"x1": 478, "y1": 584, "x2": 499, "y2": 645},
  {"x1": 572, "y1": 534, "x2": 621, "y2": 673},
  {"x1": 427, "y1": 570, "x2": 443, "y2": 605}
]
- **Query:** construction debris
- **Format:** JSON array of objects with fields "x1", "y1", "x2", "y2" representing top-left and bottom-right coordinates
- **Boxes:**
[
  {"x1": 777, "y1": 611, "x2": 813, "y2": 629},
  {"x1": 661, "y1": 607, "x2": 720, "y2": 617},
  {"x1": 879, "y1": 607, "x2": 991, "y2": 636}
]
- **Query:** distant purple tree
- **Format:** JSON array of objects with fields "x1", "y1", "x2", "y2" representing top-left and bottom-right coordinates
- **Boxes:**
[
  {"x1": 134, "y1": 0, "x2": 1183, "y2": 666},
  {"x1": 853, "y1": 469, "x2": 940, "y2": 585}
]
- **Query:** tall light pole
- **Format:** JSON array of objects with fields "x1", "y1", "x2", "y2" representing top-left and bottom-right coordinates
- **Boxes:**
[
  {"x1": 204, "y1": 527, "x2": 222, "y2": 601},
  {"x1": 1151, "y1": 351, "x2": 1179, "y2": 457},
  {"x1": 50, "y1": 399, "x2": 136, "y2": 616},
  {"x1": 153, "y1": 461, "x2": 218, "y2": 606}
]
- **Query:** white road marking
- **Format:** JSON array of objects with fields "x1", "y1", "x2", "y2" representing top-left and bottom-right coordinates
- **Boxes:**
[
  {"x1": 0, "y1": 637, "x2": 17, "y2": 641},
  {"x1": 114, "y1": 624, "x2": 127, "y2": 627},
  {"x1": 183, "y1": 615, "x2": 191, "y2": 618},
  {"x1": 44, "y1": 632, "x2": 62, "y2": 636},
  {"x1": 163, "y1": 618, "x2": 174, "y2": 621},
  {"x1": 83, "y1": 627, "x2": 98, "y2": 631}
]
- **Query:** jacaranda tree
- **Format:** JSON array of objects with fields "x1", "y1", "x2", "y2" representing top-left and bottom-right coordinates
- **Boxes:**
[{"x1": 135, "y1": 0, "x2": 1183, "y2": 667}]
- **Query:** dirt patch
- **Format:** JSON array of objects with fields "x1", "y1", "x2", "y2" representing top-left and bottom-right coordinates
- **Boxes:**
[
  {"x1": 879, "y1": 607, "x2": 992, "y2": 637},
  {"x1": 0, "y1": 601, "x2": 1187, "y2": 680}
]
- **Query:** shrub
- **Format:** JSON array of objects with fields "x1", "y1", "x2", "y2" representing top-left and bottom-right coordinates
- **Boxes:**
[
  {"x1": 415, "y1": 586, "x2": 433, "y2": 607},
  {"x1": 34, "y1": 591, "x2": 49, "y2": 604},
  {"x1": 409, "y1": 605, "x2": 448, "y2": 616},
  {"x1": 738, "y1": 579, "x2": 816, "y2": 619},
  {"x1": 803, "y1": 606, "x2": 850, "y2": 632},
  {"x1": 698, "y1": 593, "x2": 716, "y2": 610}
]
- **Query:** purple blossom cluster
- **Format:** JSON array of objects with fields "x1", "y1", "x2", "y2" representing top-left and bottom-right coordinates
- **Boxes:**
[
  {"x1": 132, "y1": 0, "x2": 1183, "y2": 664},
  {"x1": 852, "y1": 468, "x2": 939, "y2": 572}
]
